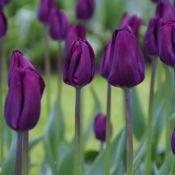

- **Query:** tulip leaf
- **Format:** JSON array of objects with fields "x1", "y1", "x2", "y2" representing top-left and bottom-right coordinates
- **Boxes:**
[
  {"x1": 1, "y1": 133, "x2": 16, "y2": 175},
  {"x1": 131, "y1": 88, "x2": 146, "y2": 140},
  {"x1": 43, "y1": 100, "x2": 65, "y2": 174},
  {"x1": 29, "y1": 135, "x2": 43, "y2": 151},
  {"x1": 87, "y1": 129, "x2": 125, "y2": 175}
]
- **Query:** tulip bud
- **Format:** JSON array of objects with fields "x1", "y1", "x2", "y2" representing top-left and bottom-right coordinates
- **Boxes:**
[
  {"x1": 0, "y1": 11, "x2": 7, "y2": 39},
  {"x1": 93, "y1": 113, "x2": 112, "y2": 142},
  {"x1": 99, "y1": 42, "x2": 112, "y2": 79},
  {"x1": 49, "y1": 7, "x2": 69, "y2": 40},
  {"x1": 65, "y1": 24, "x2": 86, "y2": 57},
  {"x1": 120, "y1": 12, "x2": 142, "y2": 37},
  {"x1": 108, "y1": 27, "x2": 145, "y2": 88},
  {"x1": 5, "y1": 50, "x2": 45, "y2": 131},
  {"x1": 158, "y1": 21, "x2": 175, "y2": 66},
  {"x1": 63, "y1": 40, "x2": 95, "y2": 87},
  {"x1": 37, "y1": 0, "x2": 55, "y2": 23},
  {"x1": 143, "y1": 17, "x2": 160, "y2": 57},
  {"x1": 76, "y1": 0, "x2": 95, "y2": 20},
  {"x1": 171, "y1": 128, "x2": 175, "y2": 155},
  {"x1": 156, "y1": 0, "x2": 174, "y2": 20}
]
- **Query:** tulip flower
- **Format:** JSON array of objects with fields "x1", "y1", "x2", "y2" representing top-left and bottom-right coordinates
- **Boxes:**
[
  {"x1": 158, "y1": 21, "x2": 175, "y2": 66},
  {"x1": 37, "y1": 0, "x2": 55, "y2": 23},
  {"x1": 76, "y1": 0, "x2": 95, "y2": 20},
  {"x1": 49, "y1": 7, "x2": 69, "y2": 40},
  {"x1": 65, "y1": 24, "x2": 86, "y2": 57},
  {"x1": 0, "y1": 11, "x2": 7, "y2": 39},
  {"x1": 63, "y1": 39, "x2": 95, "y2": 87},
  {"x1": 99, "y1": 42, "x2": 112, "y2": 79},
  {"x1": 171, "y1": 128, "x2": 175, "y2": 155},
  {"x1": 156, "y1": 0, "x2": 174, "y2": 20},
  {"x1": 143, "y1": 17, "x2": 160, "y2": 57},
  {"x1": 5, "y1": 50, "x2": 45, "y2": 131},
  {"x1": 108, "y1": 27, "x2": 145, "y2": 88},
  {"x1": 120, "y1": 12, "x2": 142, "y2": 37}
]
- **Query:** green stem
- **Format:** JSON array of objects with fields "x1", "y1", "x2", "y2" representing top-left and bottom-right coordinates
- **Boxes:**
[
  {"x1": 105, "y1": 83, "x2": 111, "y2": 175},
  {"x1": 145, "y1": 58, "x2": 157, "y2": 175},
  {"x1": 16, "y1": 132, "x2": 23, "y2": 175},
  {"x1": 165, "y1": 66, "x2": 171, "y2": 158},
  {"x1": 74, "y1": 88, "x2": 82, "y2": 175},
  {"x1": 124, "y1": 89, "x2": 133, "y2": 175},
  {"x1": 57, "y1": 41, "x2": 62, "y2": 105},
  {"x1": 44, "y1": 25, "x2": 51, "y2": 113},
  {"x1": 0, "y1": 39, "x2": 4, "y2": 165},
  {"x1": 22, "y1": 132, "x2": 28, "y2": 175}
]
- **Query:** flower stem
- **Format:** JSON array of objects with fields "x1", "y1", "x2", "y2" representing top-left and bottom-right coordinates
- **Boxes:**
[
  {"x1": 57, "y1": 41, "x2": 62, "y2": 105},
  {"x1": 74, "y1": 88, "x2": 82, "y2": 175},
  {"x1": 16, "y1": 132, "x2": 23, "y2": 175},
  {"x1": 22, "y1": 132, "x2": 28, "y2": 175},
  {"x1": 145, "y1": 58, "x2": 157, "y2": 175},
  {"x1": 124, "y1": 88, "x2": 133, "y2": 175},
  {"x1": 44, "y1": 25, "x2": 51, "y2": 113},
  {"x1": 105, "y1": 83, "x2": 111, "y2": 175},
  {"x1": 165, "y1": 66, "x2": 171, "y2": 157}
]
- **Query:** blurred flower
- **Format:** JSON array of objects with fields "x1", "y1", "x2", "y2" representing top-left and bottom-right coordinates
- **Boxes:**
[
  {"x1": 0, "y1": 0, "x2": 10, "y2": 9},
  {"x1": 99, "y1": 42, "x2": 112, "y2": 79},
  {"x1": 93, "y1": 113, "x2": 112, "y2": 142},
  {"x1": 108, "y1": 27, "x2": 145, "y2": 88},
  {"x1": 65, "y1": 24, "x2": 86, "y2": 57},
  {"x1": 49, "y1": 7, "x2": 69, "y2": 40},
  {"x1": 143, "y1": 17, "x2": 160, "y2": 57},
  {"x1": 5, "y1": 50, "x2": 45, "y2": 131},
  {"x1": 76, "y1": 0, "x2": 95, "y2": 20},
  {"x1": 171, "y1": 128, "x2": 175, "y2": 155},
  {"x1": 156, "y1": 0, "x2": 174, "y2": 20},
  {"x1": 37, "y1": 0, "x2": 55, "y2": 23},
  {"x1": 0, "y1": 11, "x2": 7, "y2": 39},
  {"x1": 63, "y1": 40, "x2": 95, "y2": 87},
  {"x1": 120, "y1": 12, "x2": 142, "y2": 37},
  {"x1": 158, "y1": 21, "x2": 175, "y2": 66}
]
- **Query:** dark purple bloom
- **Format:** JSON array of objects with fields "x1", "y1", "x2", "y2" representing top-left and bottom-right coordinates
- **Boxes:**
[
  {"x1": 37, "y1": 0, "x2": 55, "y2": 23},
  {"x1": 76, "y1": 0, "x2": 95, "y2": 20},
  {"x1": 120, "y1": 12, "x2": 142, "y2": 37},
  {"x1": 143, "y1": 17, "x2": 160, "y2": 56},
  {"x1": 0, "y1": 11, "x2": 7, "y2": 39},
  {"x1": 63, "y1": 40, "x2": 95, "y2": 87},
  {"x1": 99, "y1": 42, "x2": 112, "y2": 79},
  {"x1": 93, "y1": 113, "x2": 106, "y2": 142},
  {"x1": 158, "y1": 21, "x2": 175, "y2": 66},
  {"x1": 156, "y1": 0, "x2": 175, "y2": 20},
  {"x1": 171, "y1": 128, "x2": 175, "y2": 155},
  {"x1": 0, "y1": 0, "x2": 10, "y2": 9},
  {"x1": 49, "y1": 7, "x2": 69, "y2": 40},
  {"x1": 65, "y1": 24, "x2": 86, "y2": 57},
  {"x1": 108, "y1": 27, "x2": 145, "y2": 88},
  {"x1": 5, "y1": 50, "x2": 45, "y2": 131}
]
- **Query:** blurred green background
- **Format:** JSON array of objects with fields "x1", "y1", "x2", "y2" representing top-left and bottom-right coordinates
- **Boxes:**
[{"x1": 1, "y1": 0, "x2": 169, "y2": 174}]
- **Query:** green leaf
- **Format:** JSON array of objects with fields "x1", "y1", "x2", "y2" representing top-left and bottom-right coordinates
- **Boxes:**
[
  {"x1": 29, "y1": 135, "x2": 42, "y2": 151},
  {"x1": 43, "y1": 100, "x2": 65, "y2": 174},
  {"x1": 131, "y1": 88, "x2": 146, "y2": 140}
]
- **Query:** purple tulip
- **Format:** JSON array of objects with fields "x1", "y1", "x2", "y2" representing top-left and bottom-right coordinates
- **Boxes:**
[
  {"x1": 93, "y1": 113, "x2": 107, "y2": 142},
  {"x1": 99, "y1": 42, "x2": 112, "y2": 79},
  {"x1": 0, "y1": 11, "x2": 7, "y2": 39},
  {"x1": 63, "y1": 40, "x2": 95, "y2": 87},
  {"x1": 108, "y1": 27, "x2": 145, "y2": 88},
  {"x1": 5, "y1": 50, "x2": 45, "y2": 131},
  {"x1": 76, "y1": 0, "x2": 95, "y2": 20},
  {"x1": 65, "y1": 24, "x2": 86, "y2": 57},
  {"x1": 120, "y1": 12, "x2": 142, "y2": 37},
  {"x1": 37, "y1": 0, "x2": 55, "y2": 23},
  {"x1": 171, "y1": 128, "x2": 175, "y2": 155},
  {"x1": 156, "y1": 0, "x2": 174, "y2": 20},
  {"x1": 158, "y1": 21, "x2": 175, "y2": 66},
  {"x1": 49, "y1": 7, "x2": 69, "y2": 40},
  {"x1": 143, "y1": 17, "x2": 160, "y2": 57}
]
